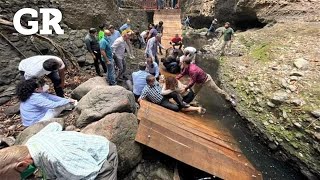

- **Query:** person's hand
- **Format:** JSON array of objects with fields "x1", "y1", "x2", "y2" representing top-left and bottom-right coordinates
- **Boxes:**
[
  {"x1": 106, "y1": 61, "x2": 111, "y2": 65},
  {"x1": 69, "y1": 99, "x2": 76, "y2": 103},
  {"x1": 181, "y1": 88, "x2": 187, "y2": 94}
]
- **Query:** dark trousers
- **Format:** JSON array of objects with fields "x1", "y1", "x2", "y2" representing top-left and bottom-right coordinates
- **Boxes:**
[
  {"x1": 164, "y1": 91, "x2": 184, "y2": 109},
  {"x1": 160, "y1": 97, "x2": 179, "y2": 112},
  {"x1": 20, "y1": 71, "x2": 64, "y2": 97},
  {"x1": 182, "y1": 90, "x2": 195, "y2": 104},
  {"x1": 93, "y1": 51, "x2": 107, "y2": 75},
  {"x1": 134, "y1": 94, "x2": 140, "y2": 102}
]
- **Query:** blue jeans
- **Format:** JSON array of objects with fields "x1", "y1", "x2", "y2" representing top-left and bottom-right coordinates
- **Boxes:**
[{"x1": 106, "y1": 59, "x2": 117, "y2": 85}]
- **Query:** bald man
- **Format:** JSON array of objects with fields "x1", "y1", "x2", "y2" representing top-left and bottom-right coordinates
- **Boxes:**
[{"x1": 100, "y1": 30, "x2": 116, "y2": 85}]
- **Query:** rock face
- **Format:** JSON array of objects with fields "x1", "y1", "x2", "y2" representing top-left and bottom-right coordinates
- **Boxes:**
[
  {"x1": 181, "y1": 0, "x2": 320, "y2": 28},
  {"x1": 15, "y1": 118, "x2": 64, "y2": 145},
  {"x1": 81, "y1": 113, "x2": 142, "y2": 177},
  {"x1": 71, "y1": 77, "x2": 109, "y2": 100},
  {"x1": 75, "y1": 86, "x2": 136, "y2": 127}
]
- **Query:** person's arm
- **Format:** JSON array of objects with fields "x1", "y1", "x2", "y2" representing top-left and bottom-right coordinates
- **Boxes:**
[
  {"x1": 111, "y1": 39, "x2": 120, "y2": 55},
  {"x1": 231, "y1": 29, "x2": 235, "y2": 42},
  {"x1": 185, "y1": 73, "x2": 196, "y2": 90},
  {"x1": 161, "y1": 83, "x2": 173, "y2": 95},
  {"x1": 176, "y1": 68, "x2": 187, "y2": 80},
  {"x1": 58, "y1": 68, "x2": 65, "y2": 88},
  {"x1": 37, "y1": 122, "x2": 63, "y2": 135},
  {"x1": 138, "y1": 86, "x2": 148, "y2": 102},
  {"x1": 157, "y1": 41, "x2": 165, "y2": 49},
  {"x1": 44, "y1": 93, "x2": 69, "y2": 102},
  {"x1": 30, "y1": 93, "x2": 70, "y2": 109},
  {"x1": 100, "y1": 41, "x2": 111, "y2": 64},
  {"x1": 154, "y1": 63, "x2": 160, "y2": 78}
]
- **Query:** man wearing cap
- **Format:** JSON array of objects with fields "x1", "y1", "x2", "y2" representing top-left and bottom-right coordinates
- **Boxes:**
[
  {"x1": 108, "y1": 25, "x2": 121, "y2": 46},
  {"x1": 100, "y1": 30, "x2": 117, "y2": 85},
  {"x1": 112, "y1": 32, "x2": 130, "y2": 81},
  {"x1": 84, "y1": 28, "x2": 107, "y2": 76},
  {"x1": 132, "y1": 62, "x2": 151, "y2": 101},
  {"x1": 119, "y1": 19, "x2": 131, "y2": 32}
]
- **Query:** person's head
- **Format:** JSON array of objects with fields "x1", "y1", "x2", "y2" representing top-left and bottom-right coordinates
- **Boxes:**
[
  {"x1": 172, "y1": 49, "x2": 179, "y2": 57},
  {"x1": 89, "y1": 28, "x2": 97, "y2": 35},
  {"x1": 156, "y1": 33, "x2": 162, "y2": 41},
  {"x1": 138, "y1": 62, "x2": 147, "y2": 70},
  {"x1": 99, "y1": 24, "x2": 105, "y2": 30},
  {"x1": 43, "y1": 58, "x2": 61, "y2": 71},
  {"x1": 165, "y1": 76, "x2": 178, "y2": 90},
  {"x1": 16, "y1": 78, "x2": 46, "y2": 102},
  {"x1": 158, "y1": 21, "x2": 163, "y2": 26},
  {"x1": 0, "y1": 145, "x2": 34, "y2": 180},
  {"x1": 149, "y1": 23, "x2": 155, "y2": 29},
  {"x1": 175, "y1": 34, "x2": 179, "y2": 38},
  {"x1": 146, "y1": 75, "x2": 156, "y2": 86},
  {"x1": 146, "y1": 57, "x2": 153, "y2": 66},
  {"x1": 108, "y1": 25, "x2": 115, "y2": 33},
  {"x1": 184, "y1": 49, "x2": 190, "y2": 56},
  {"x1": 224, "y1": 22, "x2": 230, "y2": 28},
  {"x1": 182, "y1": 56, "x2": 192, "y2": 69},
  {"x1": 104, "y1": 30, "x2": 111, "y2": 37}
]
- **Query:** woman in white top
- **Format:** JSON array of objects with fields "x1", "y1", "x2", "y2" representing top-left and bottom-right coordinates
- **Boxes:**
[{"x1": 160, "y1": 76, "x2": 206, "y2": 114}]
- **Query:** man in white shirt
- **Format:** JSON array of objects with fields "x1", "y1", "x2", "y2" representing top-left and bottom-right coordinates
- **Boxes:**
[
  {"x1": 18, "y1": 55, "x2": 66, "y2": 97},
  {"x1": 0, "y1": 122, "x2": 118, "y2": 180},
  {"x1": 112, "y1": 33, "x2": 130, "y2": 80}
]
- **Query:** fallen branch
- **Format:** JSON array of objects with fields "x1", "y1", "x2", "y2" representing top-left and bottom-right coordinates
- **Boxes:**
[
  {"x1": 0, "y1": 18, "x2": 80, "y2": 71},
  {"x1": 0, "y1": 32, "x2": 27, "y2": 58}
]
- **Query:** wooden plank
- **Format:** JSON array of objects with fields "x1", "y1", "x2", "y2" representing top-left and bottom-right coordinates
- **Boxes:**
[{"x1": 136, "y1": 119, "x2": 262, "y2": 180}]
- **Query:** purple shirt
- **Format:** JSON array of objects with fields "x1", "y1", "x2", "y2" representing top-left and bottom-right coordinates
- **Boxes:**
[
  {"x1": 176, "y1": 64, "x2": 208, "y2": 89},
  {"x1": 149, "y1": 28, "x2": 158, "y2": 38}
]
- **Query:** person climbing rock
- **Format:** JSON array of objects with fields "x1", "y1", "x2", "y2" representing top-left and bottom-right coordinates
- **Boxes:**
[
  {"x1": 221, "y1": 22, "x2": 234, "y2": 56},
  {"x1": 177, "y1": 57, "x2": 236, "y2": 106},
  {"x1": 0, "y1": 122, "x2": 118, "y2": 180},
  {"x1": 84, "y1": 28, "x2": 107, "y2": 77},
  {"x1": 206, "y1": 18, "x2": 218, "y2": 36}
]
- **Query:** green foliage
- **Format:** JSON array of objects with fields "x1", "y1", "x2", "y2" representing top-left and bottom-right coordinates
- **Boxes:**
[{"x1": 251, "y1": 43, "x2": 271, "y2": 62}]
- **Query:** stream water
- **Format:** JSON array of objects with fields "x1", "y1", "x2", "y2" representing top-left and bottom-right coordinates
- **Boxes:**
[{"x1": 179, "y1": 36, "x2": 305, "y2": 180}]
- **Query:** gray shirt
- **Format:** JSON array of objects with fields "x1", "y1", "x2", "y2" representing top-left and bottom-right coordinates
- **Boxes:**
[{"x1": 84, "y1": 34, "x2": 99, "y2": 53}]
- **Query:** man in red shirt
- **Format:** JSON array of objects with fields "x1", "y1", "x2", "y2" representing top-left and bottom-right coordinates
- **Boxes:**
[
  {"x1": 170, "y1": 34, "x2": 183, "y2": 49},
  {"x1": 176, "y1": 57, "x2": 236, "y2": 106}
]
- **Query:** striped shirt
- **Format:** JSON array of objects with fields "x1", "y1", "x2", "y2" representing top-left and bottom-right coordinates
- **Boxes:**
[
  {"x1": 26, "y1": 122, "x2": 109, "y2": 180},
  {"x1": 140, "y1": 82, "x2": 163, "y2": 104}
]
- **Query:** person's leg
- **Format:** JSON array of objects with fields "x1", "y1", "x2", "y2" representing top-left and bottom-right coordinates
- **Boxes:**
[
  {"x1": 134, "y1": 94, "x2": 140, "y2": 102},
  {"x1": 155, "y1": 55, "x2": 159, "y2": 65},
  {"x1": 96, "y1": 52, "x2": 107, "y2": 73},
  {"x1": 159, "y1": 38, "x2": 163, "y2": 55},
  {"x1": 107, "y1": 60, "x2": 117, "y2": 85},
  {"x1": 160, "y1": 98, "x2": 179, "y2": 112},
  {"x1": 47, "y1": 71, "x2": 64, "y2": 97},
  {"x1": 122, "y1": 58, "x2": 127, "y2": 78},
  {"x1": 226, "y1": 40, "x2": 232, "y2": 54},
  {"x1": 39, "y1": 103, "x2": 72, "y2": 121},
  {"x1": 192, "y1": 83, "x2": 204, "y2": 96},
  {"x1": 221, "y1": 40, "x2": 227, "y2": 55},
  {"x1": 96, "y1": 142, "x2": 118, "y2": 180},
  {"x1": 164, "y1": 91, "x2": 185, "y2": 108},
  {"x1": 181, "y1": 106, "x2": 202, "y2": 113},
  {"x1": 93, "y1": 52, "x2": 102, "y2": 75},
  {"x1": 114, "y1": 55, "x2": 123, "y2": 79},
  {"x1": 205, "y1": 74, "x2": 231, "y2": 101},
  {"x1": 178, "y1": 42, "x2": 182, "y2": 49},
  {"x1": 182, "y1": 90, "x2": 195, "y2": 104}
]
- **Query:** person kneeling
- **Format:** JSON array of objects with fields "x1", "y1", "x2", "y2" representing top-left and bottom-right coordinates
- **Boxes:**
[
  {"x1": 0, "y1": 122, "x2": 118, "y2": 180},
  {"x1": 138, "y1": 75, "x2": 179, "y2": 112},
  {"x1": 162, "y1": 49, "x2": 180, "y2": 74},
  {"x1": 161, "y1": 76, "x2": 206, "y2": 114},
  {"x1": 16, "y1": 78, "x2": 76, "y2": 127}
]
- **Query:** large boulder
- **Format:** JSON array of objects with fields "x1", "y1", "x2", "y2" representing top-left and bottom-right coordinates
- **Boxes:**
[
  {"x1": 15, "y1": 118, "x2": 64, "y2": 145},
  {"x1": 71, "y1": 77, "x2": 109, "y2": 100},
  {"x1": 75, "y1": 86, "x2": 136, "y2": 128},
  {"x1": 81, "y1": 113, "x2": 142, "y2": 177}
]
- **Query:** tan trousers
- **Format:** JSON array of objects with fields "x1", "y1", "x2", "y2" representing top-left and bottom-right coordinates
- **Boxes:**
[
  {"x1": 221, "y1": 40, "x2": 232, "y2": 54},
  {"x1": 96, "y1": 142, "x2": 118, "y2": 180},
  {"x1": 192, "y1": 74, "x2": 231, "y2": 101}
]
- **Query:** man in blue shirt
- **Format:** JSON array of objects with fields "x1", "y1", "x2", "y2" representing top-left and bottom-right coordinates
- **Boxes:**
[
  {"x1": 119, "y1": 19, "x2": 131, "y2": 32},
  {"x1": 132, "y1": 62, "x2": 150, "y2": 101},
  {"x1": 145, "y1": 34, "x2": 165, "y2": 64},
  {"x1": 108, "y1": 25, "x2": 121, "y2": 46},
  {"x1": 100, "y1": 30, "x2": 116, "y2": 85}
]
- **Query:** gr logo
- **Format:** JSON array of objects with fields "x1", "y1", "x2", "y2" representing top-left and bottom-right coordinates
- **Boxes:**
[{"x1": 13, "y1": 8, "x2": 64, "y2": 35}]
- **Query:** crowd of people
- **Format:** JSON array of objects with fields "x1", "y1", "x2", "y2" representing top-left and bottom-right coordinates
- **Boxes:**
[{"x1": 0, "y1": 17, "x2": 237, "y2": 180}]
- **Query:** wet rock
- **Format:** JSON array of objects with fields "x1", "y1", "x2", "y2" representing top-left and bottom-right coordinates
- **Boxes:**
[
  {"x1": 270, "y1": 91, "x2": 289, "y2": 105},
  {"x1": 75, "y1": 86, "x2": 136, "y2": 128},
  {"x1": 4, "y1": 103, "x2": 20, "y2": 116},
  {"x1": 71, "y1": 77, "x2": 109, "y2": 100},
  {"x1": 0, "y1": 96, "x2": 10, "y2": 105},
  {"x1": 311, "y1": 110, "x2": 320, "y2": 118},
  {"x1": 15, "y1": 118, "x2": 64, "y2": 145},
  {"x1": 293, "y1": 58, "x2": 309, "y2": 70},
  {"x1": 82, "y1": 113, "x2": 142, "y2": 177}
]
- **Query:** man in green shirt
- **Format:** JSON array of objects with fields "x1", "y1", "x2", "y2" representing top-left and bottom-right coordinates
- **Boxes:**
[
  {"x1": 98, "y1": 24, "x2": 106, "y2": 41},
  {"x1": 221, "y1": 22, "x2": 234, "y2": 55}
]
